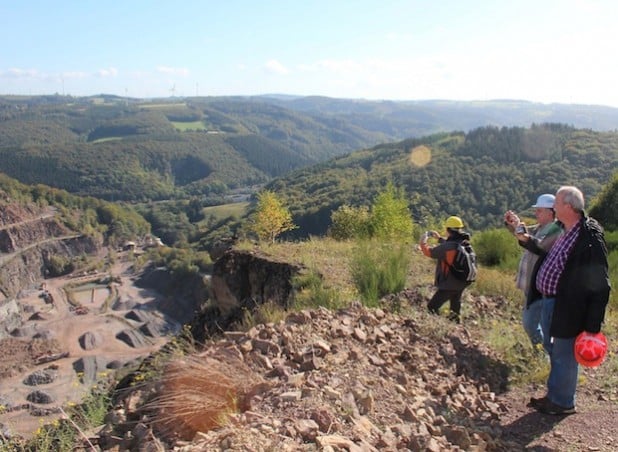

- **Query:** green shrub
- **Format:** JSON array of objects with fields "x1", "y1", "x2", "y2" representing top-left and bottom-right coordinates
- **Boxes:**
[
  {"x1": 329, "y1": 204, "x2": 371, "y2": 240},
  {"x1": 293, "y1": 270, "x2": 343, "y2": 310},
  {"x1": 351, "y1": 240, "x2": 410, "y2": 306},
  {"x1": 45, "y1": 255, "x2": 75, "y2": 277},
  {"x1": 329, "y1": 182, "x2": 414, "y2": 241},
  {"x1": 368, "y1": 182, "x2": 413, "y2": 240},
  {"x1": 473, "y1": 228, "x2": 521, "y2": 269}
]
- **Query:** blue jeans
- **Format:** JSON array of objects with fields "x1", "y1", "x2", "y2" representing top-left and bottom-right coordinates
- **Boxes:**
[
  {"x1": 522, "y1": 298, "x2": 544, "y2": 347},
  {"x1": 541, "y1": 297, "x2": 579, "y2": 408}
]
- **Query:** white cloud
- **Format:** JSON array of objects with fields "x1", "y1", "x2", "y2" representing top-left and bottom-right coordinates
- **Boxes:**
[
  {"x1": 95, "y1": 67, "x2": 119, "y2": 78},
  {"x1": 1, "y1": 68, "x2": 40, "y2": 79},
  {"x1": 156, "y1": 66, "x2": 190, "y2": 76},
  {"x1": 264, "y1": 59, "x2": 289, "y2": 75}
]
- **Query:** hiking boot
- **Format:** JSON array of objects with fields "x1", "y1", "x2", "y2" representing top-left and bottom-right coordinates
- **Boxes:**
[
  {"x1": 535, "y1": 398, "x2": 576, "y2": 415},
  {"x1": 447, "y1": 312, "x2": 460, "y2": 324},
  {"x1": 526, "y1": 396, "x2": 548, "y2": 408}
]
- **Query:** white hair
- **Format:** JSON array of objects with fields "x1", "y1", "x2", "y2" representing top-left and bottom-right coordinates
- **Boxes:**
[{"x1": 557, "y1": 186, "x2": 585, "y2": 212}]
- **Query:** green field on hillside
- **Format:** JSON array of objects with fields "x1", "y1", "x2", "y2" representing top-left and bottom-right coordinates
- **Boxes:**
[
  {"x1": 171, "y1": 121, "x2": 207, "y2": 131},
  {"x1": 202, "y1": 202, "x2": 249, "y2": 221}
]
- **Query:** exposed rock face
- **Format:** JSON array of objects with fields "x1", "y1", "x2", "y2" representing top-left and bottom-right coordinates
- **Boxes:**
[
  {"x1": 0, "y1": 203, "x2": 102, "y2": 338},
  {"x1": 0, "y1": 204, "x2": 102, "y2": 299},
  {"x1": 191, "y1": 249, "x2": 304, "y2": 342},
  {"x1": 0, "y1": 217, "x2": 72, "y2": 253},
  {"x1": 0, "y1": 235, "x2": 100, "y2": 299},
  {"x1": 210, "y1": 249, "x2": 303, "y2": 314}
]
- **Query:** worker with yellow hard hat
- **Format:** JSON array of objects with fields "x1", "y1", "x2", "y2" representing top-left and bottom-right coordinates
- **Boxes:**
[{"x1": 419, "y1": 215, "x2": 474, "y2": 323}]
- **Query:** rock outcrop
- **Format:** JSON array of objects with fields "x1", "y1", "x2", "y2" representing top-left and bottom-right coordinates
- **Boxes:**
[
  {"x1": 210, "y1": 249, "x2": 302, "y2": 312},
  {"x1": 191, "y1": 249, "x2": 304, "y2": 342},
  {"x1": 0, "y1": 204, "x2": 101, "y2": 299}
]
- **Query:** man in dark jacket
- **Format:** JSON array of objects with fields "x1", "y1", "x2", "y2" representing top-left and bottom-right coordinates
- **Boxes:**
[
  {"x1": 517, "y1": 186, "x2": 610, "y2": 415},
  {"x1": 420, "y1": 215, "x2": 472, "y2": 323}
]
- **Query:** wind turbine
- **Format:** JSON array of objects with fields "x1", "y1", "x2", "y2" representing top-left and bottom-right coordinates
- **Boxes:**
[{"x1": 170, "y1": 84, "x2": 176, "y2": 97}]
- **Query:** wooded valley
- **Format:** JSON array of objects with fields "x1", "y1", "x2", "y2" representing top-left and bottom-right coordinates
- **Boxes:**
[{"x1": 1, "y1": 94, "x2": 618, "y2": 244}]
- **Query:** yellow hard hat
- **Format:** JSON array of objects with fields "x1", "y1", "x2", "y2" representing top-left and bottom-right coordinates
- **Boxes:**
[{"x1": 445, "y1": 216, "x2": 465, "y2": 229}]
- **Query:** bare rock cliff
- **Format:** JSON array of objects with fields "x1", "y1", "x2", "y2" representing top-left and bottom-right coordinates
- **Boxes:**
[
  {"x1": 191, "y1": 249, "x2": 304, "y2": 342},
  {"x1": 0, "y1": 203, "x2": 101, "y2": 305}
]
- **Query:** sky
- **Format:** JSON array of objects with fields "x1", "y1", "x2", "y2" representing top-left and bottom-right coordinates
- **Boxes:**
[{"x1": 2, "y1": 0, "x2": 618, "y2": 107}]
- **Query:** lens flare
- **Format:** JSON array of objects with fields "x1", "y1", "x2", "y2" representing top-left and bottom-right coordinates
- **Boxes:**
[{"x1": 409, "y1": 145, "x2": 432, "y2": 167}]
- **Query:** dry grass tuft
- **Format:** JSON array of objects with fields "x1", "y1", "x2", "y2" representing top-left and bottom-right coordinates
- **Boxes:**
[{"x1": 146, "y1": 354, "x2": 265, "y2": 441}]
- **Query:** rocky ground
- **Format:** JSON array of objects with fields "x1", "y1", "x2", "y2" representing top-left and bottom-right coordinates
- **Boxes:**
[{"x1": 89, "y1": 290, "x2": 617, "y2": 452}]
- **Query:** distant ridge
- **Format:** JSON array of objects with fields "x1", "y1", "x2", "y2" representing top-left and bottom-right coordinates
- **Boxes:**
[{"x1": 1, "y1": 94, "x2": 618, "y2": 204}]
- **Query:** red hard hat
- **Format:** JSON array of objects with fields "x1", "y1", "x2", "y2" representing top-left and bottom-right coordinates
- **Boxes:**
[{"x1": 574, "y1": 332, "x2": 608, "y2": 367}]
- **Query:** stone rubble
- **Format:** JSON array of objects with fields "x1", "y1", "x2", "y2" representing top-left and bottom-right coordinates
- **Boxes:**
[{"x1": 98, "y1": 301, "x2": 523, "y2": 451}]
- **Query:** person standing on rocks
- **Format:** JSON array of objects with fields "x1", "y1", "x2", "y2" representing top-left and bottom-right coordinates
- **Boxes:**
[
  {"x1": 518, "y1": 186, "x2": 610, "y2": 415},
  {"x1": 504, "y1": 194, "x2": 561, "y2": 350},
  {"x1": 419, "y1": 215, "x2": 473, "y2": 324}
]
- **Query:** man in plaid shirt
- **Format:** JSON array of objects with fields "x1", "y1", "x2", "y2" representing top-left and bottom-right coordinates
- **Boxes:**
[{"x1": 516, "y1": 186, "x2": 610, "y2": 415}]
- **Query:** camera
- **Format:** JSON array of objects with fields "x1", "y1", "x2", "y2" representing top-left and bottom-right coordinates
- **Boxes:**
[{"x1": 515, "y1": 224, "x2": 526, "y2": 234}]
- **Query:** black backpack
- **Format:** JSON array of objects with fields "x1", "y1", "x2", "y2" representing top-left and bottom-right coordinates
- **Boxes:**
[{"x1": 449, "y1": 241, "x2": 477, "y2": 284}]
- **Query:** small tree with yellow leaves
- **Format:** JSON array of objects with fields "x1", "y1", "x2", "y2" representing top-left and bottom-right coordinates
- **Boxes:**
[{"x1": 249, "y1": 190, "x2": 297, "y2": 243}]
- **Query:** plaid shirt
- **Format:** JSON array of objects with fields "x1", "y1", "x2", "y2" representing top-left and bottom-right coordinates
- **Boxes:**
[{"x1": 535, "y1": 220, "x2": 581, "y2": 296}]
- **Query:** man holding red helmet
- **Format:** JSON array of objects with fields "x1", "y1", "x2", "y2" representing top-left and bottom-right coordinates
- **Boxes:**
[{"x1": 515, "y1": 186, "x2": 610, "y2": 415}]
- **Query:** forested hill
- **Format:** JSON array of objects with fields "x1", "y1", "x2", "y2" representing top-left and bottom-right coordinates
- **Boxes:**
[
  {"x1": 0, "y1": 95, "x2": 388, "y2": 201},
  {"x1": 266, "y1": 124, "x2": 618, "y2": 234},
  {"x1": 2, "y1": 95, "x2": 618, "y2": 203}
]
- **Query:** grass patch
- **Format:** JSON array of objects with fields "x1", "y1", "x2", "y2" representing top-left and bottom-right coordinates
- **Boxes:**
[
  {"x1": 473, "y1": 266, "x2": 520, "y2": 300},
  {"x1": 482, "y1": 317, "x2": 549, "y2": 385},
  {"x1": 254, "y1": 237, "x2": 358, "y2": 301},
  {"x1": 202, "y1": 202, "x2": 249, "y2": 223},
  {"x1": 292, "y1": 269, "x2": 344, "y2": 310},
  {"x1": 233, "y1": 301, "x2": 289, "y2": 330},
  {"x1": 350, "y1": 240, "x2": 410, "y2": 307},
  {"x1": 144, "y1": 354, "x2": 266, "y2": 441},
  {"x1": 171, "y1": 121, "x2": 206, "y2": 131}
]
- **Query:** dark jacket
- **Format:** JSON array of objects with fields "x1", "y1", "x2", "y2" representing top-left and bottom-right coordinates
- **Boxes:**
[
  {"x1": 525, "y1": 216, "x2": 610, "y2": 338},
  {"x1": 424, "y1": 231, "x2": 471, "y2": 291}
]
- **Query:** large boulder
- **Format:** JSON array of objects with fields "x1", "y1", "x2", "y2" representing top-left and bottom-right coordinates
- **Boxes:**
[
  {"x1": 191, "y1": 249, "x2": 305, "y2": 342},
  {"x1": 210, "y1": 249, "x2": 303, "y2": 314}
]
